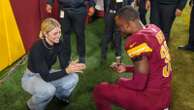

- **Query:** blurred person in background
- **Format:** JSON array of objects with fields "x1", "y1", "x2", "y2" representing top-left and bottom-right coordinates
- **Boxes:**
[
  {"x1": 101, "y1": 0, "x2": 134, "y2": 64},
  {"x1": 46, "y1": 0, "x2": 96, "y2": 63},
  {"x1": 150, "y1": 0, "x2": 187, "y2": 42}
]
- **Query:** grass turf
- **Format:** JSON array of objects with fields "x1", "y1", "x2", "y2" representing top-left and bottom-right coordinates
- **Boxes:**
[{"x1": 0, "y1": 4, "x2": 194, "y2": 110}]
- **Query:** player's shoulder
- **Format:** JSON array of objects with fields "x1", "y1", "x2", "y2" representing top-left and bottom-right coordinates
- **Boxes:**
[
  {"x1": 145, "y1": 24, "x2": 162, "y2": 36},
  {"x1": 125, "y1": 31, "x2": 148, "y2": 50},
  {"x1": 124, "y1": 24, "x2": 162, "y2": 49},
  {"x1": 125, "y1": 35, "x2": 153, "y2": 58},
  {"x1": 147, "y1": 24, "x2": 161, "y2": 30}
]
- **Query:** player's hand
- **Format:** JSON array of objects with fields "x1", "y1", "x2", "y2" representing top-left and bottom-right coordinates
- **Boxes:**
[
  {"x1": 110, "y1": 62, "x2": 119, "y2": 71},
  {"x1": 175, "y1": 9, "x2": 182, "y2": 17},
  {"x1": 46, "y1": 4, "x2": 52, "y2": 13},
  {"x1": 116, "y1": 64, "x2": 127, "y2": 73},
  {"x1": 65, "y1": 59, "x2": 86, "y2": 74},
  {"x1": 88, "y1": 7, "x2": 95, "y2": 16},
  {"x1": 145, "y1": 0, "x2": 151, "y2": 10},
  {"x1": 110, "y1": 63, "x2": 126, "y2": 73}
]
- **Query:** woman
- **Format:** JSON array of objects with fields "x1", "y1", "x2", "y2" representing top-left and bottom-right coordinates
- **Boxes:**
[{"x1": 21, "y1": 18, "x2": 86, "y2": 110}]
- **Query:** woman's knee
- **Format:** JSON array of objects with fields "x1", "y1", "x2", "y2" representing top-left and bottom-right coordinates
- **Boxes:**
[
  {"x1": 59, "y1": 73, "x2": 79, "y2": 90},
  {"x1": 36, "y1": 84, "x2": 56, "y2": 99},
  {"x1": 69, "y1": 73, "x2": 79, "y2": 85}
]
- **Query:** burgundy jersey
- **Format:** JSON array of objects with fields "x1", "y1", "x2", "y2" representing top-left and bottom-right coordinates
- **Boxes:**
[{"x1": 124, "y1": 24, "x2": 172, "y2": 90}]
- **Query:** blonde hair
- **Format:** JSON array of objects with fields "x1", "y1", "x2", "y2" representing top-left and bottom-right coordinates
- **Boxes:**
[{"x1": 39, "y1": 18, "x2": 61, "y2": 39}]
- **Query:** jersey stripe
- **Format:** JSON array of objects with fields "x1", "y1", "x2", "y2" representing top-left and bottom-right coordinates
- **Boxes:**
[{"x1": 127, "y1": 43, "x2": 152, "y2": 58}]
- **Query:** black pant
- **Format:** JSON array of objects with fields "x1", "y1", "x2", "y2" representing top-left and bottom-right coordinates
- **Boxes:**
[
  {"x1": 188, "y1": 6, "x2": 194, "y2": 47},
  {"x1": 60, "y1": 7, "x2": 87, "y2": 63},
  {"x1": 138, "y1": 0, "x2": 147, "y2": 25},
  {"x1": 101, "y1": 12, "x2": 122, "y2": 59},
  {"x1": 150, "y1": 1, "x2": 176, "y2": 41}
]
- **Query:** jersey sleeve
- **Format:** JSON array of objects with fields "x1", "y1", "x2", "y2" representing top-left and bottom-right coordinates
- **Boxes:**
[{"x1": 125, "y1": 34, "x2": 153, "y2": 59}]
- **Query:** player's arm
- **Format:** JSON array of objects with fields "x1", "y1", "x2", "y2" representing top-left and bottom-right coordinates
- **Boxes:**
[
  {"x1": 118, "y1": 55, "x2": 149, "y2": 90},
  {"x1": 118, "y1": 38, "x2": 152, "y2": 90},
  {"x1": 110, "y1": 63, "x2": 135, "y2": 73},
  {"x1": 133, "y1": 55, "x2": 149, "y2": 74}
]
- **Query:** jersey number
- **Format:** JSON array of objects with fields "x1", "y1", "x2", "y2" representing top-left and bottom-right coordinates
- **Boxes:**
[
  {"x1": 156, "y1": 31, "x2": 172, "y2": 77},
  {"x1": 160, "y1": 42, "x2": 171, "y2": 77}
]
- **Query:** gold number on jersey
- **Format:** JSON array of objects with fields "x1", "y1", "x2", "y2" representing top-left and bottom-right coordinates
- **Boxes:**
[
  {"x1": 156, "y1": 31, "x2": 165, "y2": 45},
  {"x1": 160, "y1": 41, "x2": 172, "y2": 77}
]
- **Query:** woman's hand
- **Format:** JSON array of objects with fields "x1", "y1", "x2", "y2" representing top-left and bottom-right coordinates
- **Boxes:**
[{"x1": 65, "y1": 60, "x2": 86, "y2": 74}]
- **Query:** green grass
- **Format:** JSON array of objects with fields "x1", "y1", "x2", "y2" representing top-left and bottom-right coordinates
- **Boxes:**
[
  {"x1": 169, "y1": 5, "x2": 194, "y2": 110},
  {"x1": 0, "y1": 5, "x2": 194, "y2": 110}
]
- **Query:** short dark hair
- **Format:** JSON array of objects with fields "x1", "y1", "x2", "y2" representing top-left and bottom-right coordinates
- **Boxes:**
[{"x1": 116, "y1": 6, "x2": 140, "y2": 21}]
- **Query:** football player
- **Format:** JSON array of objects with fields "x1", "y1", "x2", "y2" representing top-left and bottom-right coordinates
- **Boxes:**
[{"x1": 93, "y1": 6, "x2": 172, "y2": 110}]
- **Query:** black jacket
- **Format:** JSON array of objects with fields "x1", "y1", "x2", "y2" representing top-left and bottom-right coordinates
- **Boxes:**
[{"x1": 28, "y1": 39, "x2": 69, "y2": 82}]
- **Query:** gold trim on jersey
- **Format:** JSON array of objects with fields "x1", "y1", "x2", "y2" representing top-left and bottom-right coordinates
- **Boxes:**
[{"x1": 127, "y1": 43, "x2": 152, "y2": 58}]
